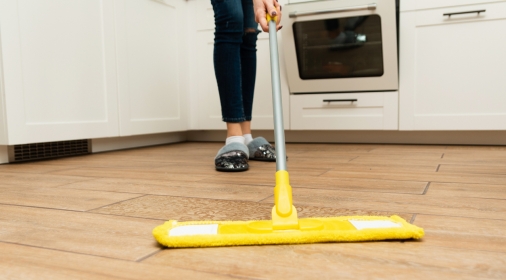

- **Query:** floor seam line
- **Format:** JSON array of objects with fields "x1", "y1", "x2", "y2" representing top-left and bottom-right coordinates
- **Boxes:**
[
  {"x1": 86, "y1": 194, "x2": 149, "y2": 212},
  {"x1": 0, "y1": 240, "x2": 138, "y2": 262},
  {"x1": 257, "y1": 195, "x2": 273, "y2": 203},
  {"x1": 422, "y1": 182, "x2": 431, "y2": 195},
  {"x1": 409, "y1": 214, "x2": 417, "y2": 224},
  {"x1": 136, "y1": 249, "x2": 163, "y2": 263}
]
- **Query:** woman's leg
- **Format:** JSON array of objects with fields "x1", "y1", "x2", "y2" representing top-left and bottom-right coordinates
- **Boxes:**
[
  {"x1": 239, "y1": 0, "x2": 276, "y2": 161},
  {"x1": 240, "y1": 0, "x2": 259, "y2": 139},
  {"x1": 212, "y1": 0, "x2": 250, "y2": 171},
  {"x1": 227, "y1": 123, "x2": 244, "y2": 138},
  {"x1": 212, "y1": 0, "x2": 246, "y2": 130}
]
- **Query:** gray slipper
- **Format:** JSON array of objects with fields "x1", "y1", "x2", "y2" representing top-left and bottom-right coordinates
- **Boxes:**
[
  {"x1": 247, "y1": 137, "x2": 276, "y2": 162},
  {"x1": 215, "y1": 142, "x2": 249, "y2": 172}
]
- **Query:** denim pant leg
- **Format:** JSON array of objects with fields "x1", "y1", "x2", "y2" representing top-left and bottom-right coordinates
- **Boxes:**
[
  {"x1": 240, "y1": 0, "x2": 259, "y2": 121},
  {"x1": 211, "y1": 0, "x2": 259, "y2": 123}
]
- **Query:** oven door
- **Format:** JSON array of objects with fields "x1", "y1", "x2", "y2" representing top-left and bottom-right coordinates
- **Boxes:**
[{"x1": 282, "y1": 0, "x2": 398, "y2": 93}]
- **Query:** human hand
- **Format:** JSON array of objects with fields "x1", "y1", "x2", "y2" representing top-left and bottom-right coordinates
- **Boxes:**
[{"x1": 253, "y1": 0, "x2": 282, "y2": 32}]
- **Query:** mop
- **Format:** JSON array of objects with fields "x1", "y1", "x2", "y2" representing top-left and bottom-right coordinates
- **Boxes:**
[{"x1": 153, "y1": 16, "x2": 424, "y2": 248}]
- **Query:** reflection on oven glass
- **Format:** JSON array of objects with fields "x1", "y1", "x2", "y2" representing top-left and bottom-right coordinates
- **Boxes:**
[{"x1": 293, "y1": 15, "x2": 384, "y2": 80}]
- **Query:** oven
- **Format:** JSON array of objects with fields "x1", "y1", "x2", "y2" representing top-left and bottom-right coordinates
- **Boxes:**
[{"x1": 282, "y1": 0, "x2": 398, "y2": 94}]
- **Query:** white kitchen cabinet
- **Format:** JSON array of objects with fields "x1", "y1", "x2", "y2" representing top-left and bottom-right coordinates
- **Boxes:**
[
  {"x1": 188, "y1": 0, "x2": 290, "y2": 131},
  {"x1": 0, "y1": 0, "x2": 119, "y2": 145},
  {"x1": 291, "y1": 92, "x2": 398, "y2": 130},
  {"x1": 399, "y1": 1, "x2": 506, "y2": 130},
  {"x1": 401, "y1": 0, "x2": 506, "y2": 12},
  {"x1": 114, "y1": 0, "x2": 188, "y2": 136}
]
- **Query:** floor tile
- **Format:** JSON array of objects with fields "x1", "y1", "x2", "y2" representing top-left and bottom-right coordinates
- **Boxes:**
[
  {"x1": 414, "y1": 214, "x2": 506, "y2": 253},
  {"x1": 0, "y1": 242, "x2": 232, "y2": 280},
  {"x1": 0, "y1": 205, "x2": 161, "y2": 261},
  {"x1": 60, "y1": 178, "x2": 273, "y2": 202},
  {"x1": 426, "y1": 182, "x2": 506, "y2": 199},
  {"x1": 145, "y1": 241, "x2": 504, "y2": 279},
  {"x1": 0, "y1": 184, "x2": 141, "y2": 211}
]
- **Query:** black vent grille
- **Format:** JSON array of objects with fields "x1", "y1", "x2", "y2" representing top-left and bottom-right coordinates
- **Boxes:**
[{"x1": 10, "y1": 140, "x2": 90, "y2": 162}]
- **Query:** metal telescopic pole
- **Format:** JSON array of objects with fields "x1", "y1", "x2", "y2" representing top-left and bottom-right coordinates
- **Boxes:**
[{"x1": 268, "y1": 19, "x2": 287, "y2": 172}]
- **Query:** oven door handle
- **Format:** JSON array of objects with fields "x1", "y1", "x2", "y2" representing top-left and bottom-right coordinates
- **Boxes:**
[{"x1": 289, "y1": 3, "x2": 377, "y2": 18}]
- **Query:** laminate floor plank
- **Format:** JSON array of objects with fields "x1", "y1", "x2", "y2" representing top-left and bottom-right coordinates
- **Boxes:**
[
  {"x1": 38, "y1": 156, "x2": 173, "y2": 169},
  {"x1": 0, "y1": 205, "x2": 161, "y2": 261},
  {"x1": 350, "y1": 152, "x2": 506, "y2": 167},
  {"x1": 293, "y1": 149, "x2": 445, "y2": 161},
  {"x1": 322, "y1": 162, "x2": 439, "y2": 173},
  {"x1": 321, "y1": 170, "x2": 506, "y2": 185},
  {"x1": 49, "y1": 167, "x2": 215, "y2": 182},
  {"x1": 0, "y1": 172, "x2": 93, "y2": 188},
  {"x1": 445, "y1": 145, "x2": 506, "y2": 151},
  {"x1": 438, "y1": 164, "x2": 506, "y2": 175},
  {"x1": 0, "y1": 184, "x2": 142, "y2": 211},
  {"x1": 0, "y1": 242, "x2": 232, "y2": 280},
  {"x1": 413, "y1": 215, "x2": 506, "y2": 253},
  {"x1": 204, "y1": 173, "x2": 427, "y2": 194},
  {"x1": 0, "y1": 163, "x2": 77, "y2": 174},
  {"x1": 145, "y1": 242, "x2": 504, "y2": 279},
  {"x1": 59, "y1": 178, "x2": 273, "y2": 202},
  {"x1": 367, "y1": 144, "x2": 448, "y2": 153},
  {"x1": 90, "y1": 195, "x2": 413, "y2": 222},
  {"x1": 284, "y1": 143, "x2": 378, "y2": 153},
  {"x1": 425, "y1": 182, "x2": 506, "y2": 199},
  {"x1": 441, "y1": 152, "x2": 506, "y2": 165}
]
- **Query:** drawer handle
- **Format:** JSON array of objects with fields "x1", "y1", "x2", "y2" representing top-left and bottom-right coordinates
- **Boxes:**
[
  {"x1": 323, "y1": 99, "x2": 357, "y2": 103},
  {"x1": 443, "y1": 10, "x2": 486, "y2": 18}
]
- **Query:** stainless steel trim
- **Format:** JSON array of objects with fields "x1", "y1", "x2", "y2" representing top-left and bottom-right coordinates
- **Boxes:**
[{"x1": 289, "y1": 3, "x2": 377, "y2": 18}]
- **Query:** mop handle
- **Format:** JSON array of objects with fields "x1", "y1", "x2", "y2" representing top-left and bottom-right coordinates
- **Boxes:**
[{"x1": 267, "y1": 15, "x2": 287, "y2": 172}]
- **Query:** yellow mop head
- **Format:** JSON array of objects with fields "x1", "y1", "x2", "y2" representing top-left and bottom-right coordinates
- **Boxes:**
[
  {"x1": 153, "y1": 215, "x2": 423, "y2": 248},
  {"x1": 153, "y1": 171, "x2": 424, "y2": 248}
]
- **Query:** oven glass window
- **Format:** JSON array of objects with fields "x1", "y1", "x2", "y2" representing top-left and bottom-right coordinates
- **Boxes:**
[{"x1": 293, "y1": 15, "x2": 384, "y2": 80}]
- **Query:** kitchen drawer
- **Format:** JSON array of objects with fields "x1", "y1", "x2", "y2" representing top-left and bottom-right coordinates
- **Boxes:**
[
  {"x1": 414, "y1": 1, "x2": 506, "y2": 27},
  {"x1": 401, "y1": 0, "x2": 506, "y2": 12},
  {"x1": 290, "y1": 92, "x2": 398, "y2": 130}
]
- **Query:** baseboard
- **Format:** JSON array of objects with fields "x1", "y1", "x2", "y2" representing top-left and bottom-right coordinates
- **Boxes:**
[
  {"x1": 0, "y1": 145, "x2": 8, "y2": 164},
  {"x1": 187, "y1": 130, "x2": 506, "y2": 146},
  {"x1": 91, "y1": 132, "x2": 188, "y2": 153}
]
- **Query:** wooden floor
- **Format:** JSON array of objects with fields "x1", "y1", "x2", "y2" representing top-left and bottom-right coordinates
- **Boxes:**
[{"x1": 1, "y1": 142, "x2": 505, "y2": 279}]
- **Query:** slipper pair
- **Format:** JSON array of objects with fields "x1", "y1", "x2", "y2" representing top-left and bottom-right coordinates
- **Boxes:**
[{"x1": 215, "y1": 137, "x2": 276, "y2": 172}]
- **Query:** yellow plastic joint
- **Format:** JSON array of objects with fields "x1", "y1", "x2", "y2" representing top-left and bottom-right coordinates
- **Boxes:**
[
  {"x1": 266, "y1": 13, "x2": 278, "y2": 23},
  {"x1": 272, "y1": 170, "x2": 299, "y2": 230}
]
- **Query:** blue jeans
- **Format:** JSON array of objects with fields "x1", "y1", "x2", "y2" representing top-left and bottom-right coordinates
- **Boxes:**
[{"x1": 211, "y1": 0, "x2": 259, "y2": 123}]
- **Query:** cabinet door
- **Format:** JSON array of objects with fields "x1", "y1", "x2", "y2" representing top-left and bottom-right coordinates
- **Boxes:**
[
  {"x1": 114, "y1": 0, "x2": 187, "y2": 136},
  {"x1": 0, "y1": 0, "x2": 119, "y2": 145},
  {"x1": 189, "y1": 0, "x2": 289, "y2": 130},
  {"x1": 399, "y1": 2, "x2": 506, "y2": 130}
]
